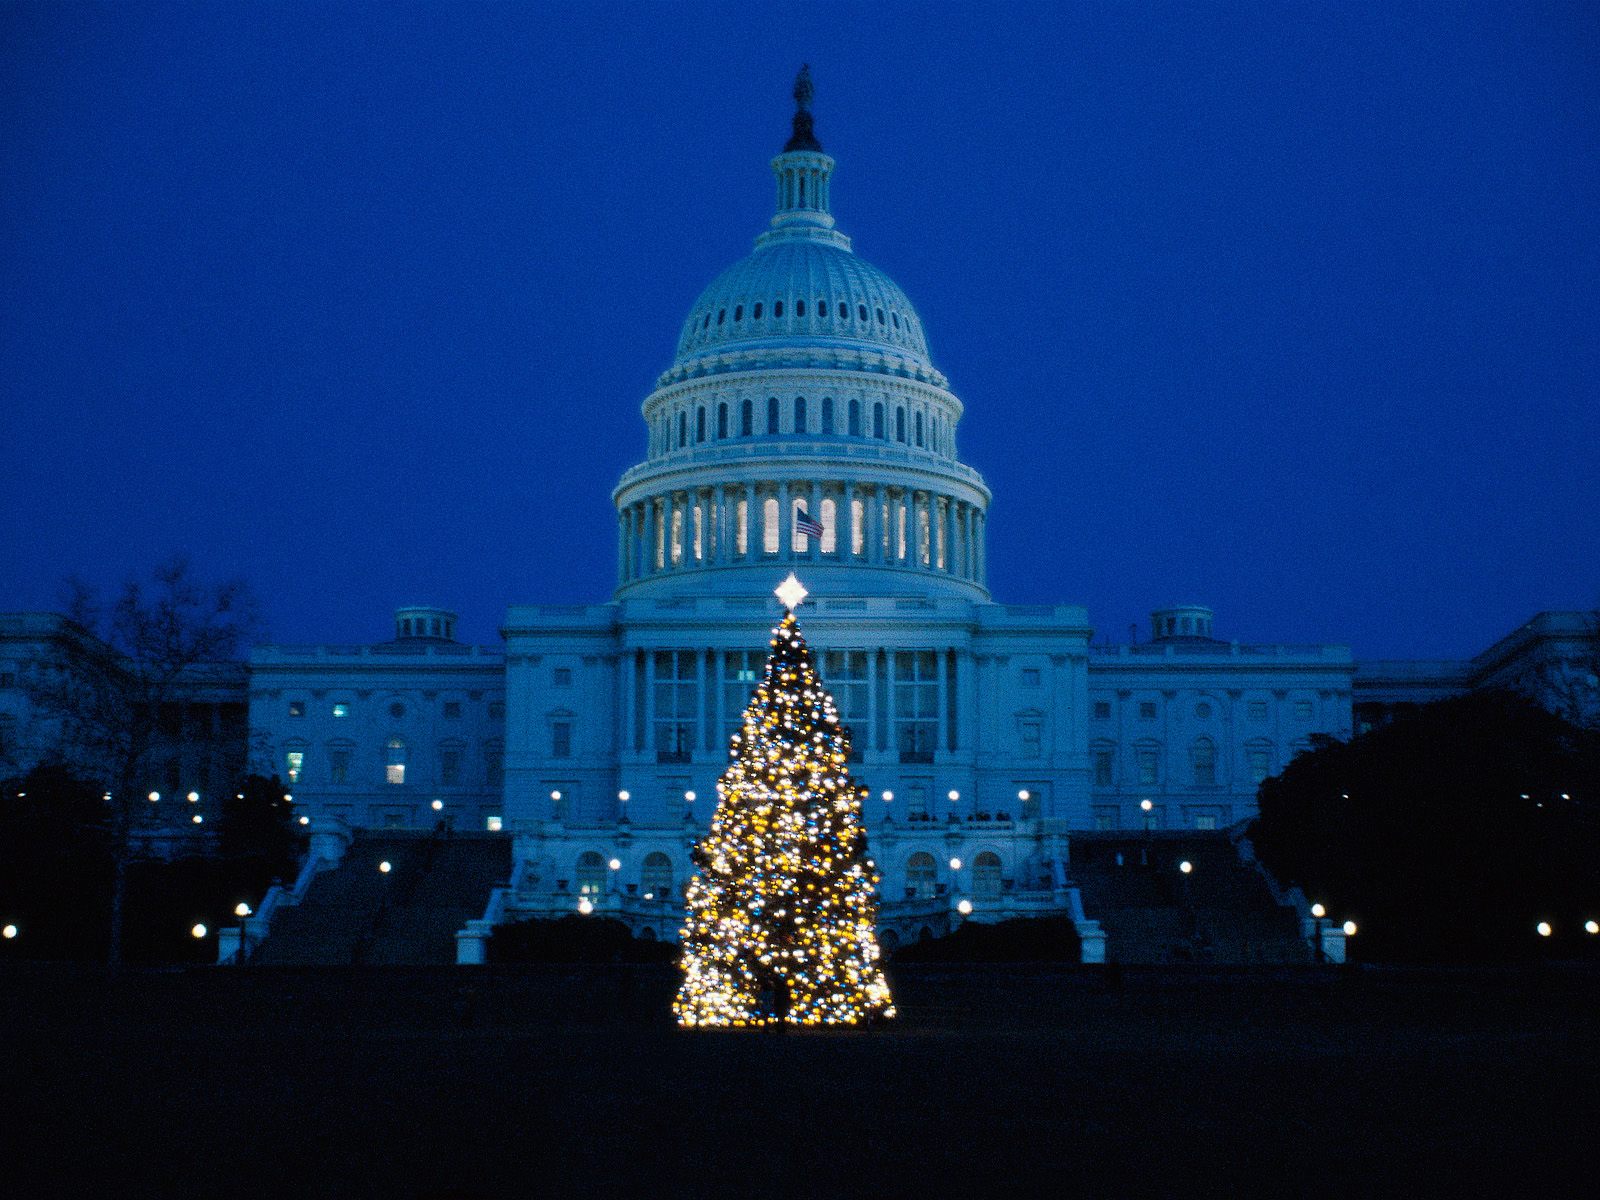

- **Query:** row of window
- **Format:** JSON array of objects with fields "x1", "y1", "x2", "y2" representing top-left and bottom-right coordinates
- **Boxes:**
[
  {"x1": 1091, "y1": 698, "x2": 1317, "y2": 721},
  {"x1": 692, "y1": 296, "x2": 907, "y2": 336},
  {"x1": 654, "y1": 395, "x2": 951, "y2": 455},
  {"x1": 1090, "y1": 738, "x2": 1306, "y2": 788},
  {"x1": 631, "y1": 492, "x2": 977, "y2": 576},
  {"x1": 1091, "y1": 805, "x2": 1228, "y2": 832},
  {"x1": 286, "y1": 699, "x2": 507, "y2": 720},
  {"x1": 283, "y1": 738, "x2": 504, "y2": 788},
  {"x1": 633, "y1": 648, "x2": 957, "y2": 765}
]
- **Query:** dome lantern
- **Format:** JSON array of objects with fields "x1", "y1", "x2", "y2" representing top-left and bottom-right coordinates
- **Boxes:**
[{"x1": 760, "y1": 67, "x2": 849, "y2": 252}]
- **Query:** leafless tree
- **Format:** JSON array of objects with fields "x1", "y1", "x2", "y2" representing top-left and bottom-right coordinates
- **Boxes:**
[{"x1": 25, "y1": 557, "x2": 257, "y2": 968}]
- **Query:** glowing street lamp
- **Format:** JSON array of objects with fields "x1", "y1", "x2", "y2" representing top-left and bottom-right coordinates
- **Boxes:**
[
  {"x1": 187, "y1": 791, "x2": 199, "y2": 803},
  {"x1": 956, "y1": 899, "x2": 973, "y2": 916},
  {"x1": 2, "y1": 924, "x2": 17, "y2": 940},
  {"x1": 431, "y1": 799, "x2": 444, "y2": 812},
  {"x1": 608, "y1": 858, "x2": 622, "y2": 871},
  {"x1": 949, "y1": 857, "x2": 962, "y2": 871},
  {"x1": 233, "y1": 903, "x2": 252, "y2": 966},
  {"x1": 1310, "y1": 903, "x2": 1327, "y2": 964},
  {"x1": 1586, "y1": 920, "x2": 1599, "y2": 936},
  {"x1": 298, "y1": 815, "x2": 310, "y2": 826},
  {"x1": 378, "y1": 861, "x2": 392, "y2": 875},
  {"x1": 1179, "y1": 860, "x2": 1193, "y2": 875},
  {"x1": 1536, "y1": 921, "x2": 1553, "y2": 938},
  {"x1": 1342, "y1": 920, "x2": 1358, "y2": 937},
  {"x1": 148, "y1": 791, "x2": 160, "y2": 803},
  {"x1": 191, "y1": 923, "x2": 208, "y2": 940},
  {"x1": 577, "y1": 897, "x2": 594, "y2": 915},
  {"x1": 191, "y1": 814, "x2": 203, "y2": 825}
]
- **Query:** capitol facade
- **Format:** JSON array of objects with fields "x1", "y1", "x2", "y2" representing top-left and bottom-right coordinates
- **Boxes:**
[{"x1": 245, "y1": 78, "x2": 1363, "y2": 950}]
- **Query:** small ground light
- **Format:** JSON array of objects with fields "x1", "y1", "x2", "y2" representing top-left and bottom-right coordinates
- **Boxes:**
[
  {"x1": 1140, "y1": 799, "x2": 1153, "y2": 812},
  {"x1": 947, "y1": 790, "x2": 959, "y2": 801},
  {"x1": 608, "y1": 858, "x2": 622, "y2": 871},
  {"x1": 577, "y1": 897, "x2": 594, "y2": 915},
  {"x1": 235, "y1": 902, "x2": 251, "y2": 918},
  {"x1": 550, "y1": 790, "x2": 561, "y2": 801},
  {"x1": 618, "y1": 790, "x2": 630, "y2": 802},
  {"x1": 949, "y1": 857, "x2": 961, "y2": 870},
  {"x1": 1343, "y1": 921, "x2": 1358, "y2": 937},
  {"x1": 685, "y1": 790, "x2": 696, "y2": 802},
  {"x1": 1018, "y1": 789, "x2": 1029, "y2": 801},
  {"x1": 191, "y1": 923, "x2": 207, "y2": 939},
  {"x1": 2, "y1": 924, "x2": 17, "y2": 939},
  {"x1": 1536, "y1": 921, "x2": 1552, "y2": 937},
  {"x1": 1311, "y1": 903, "x2": 1326, "y2": 918},
  {"x1": 957, "y1": 899, "x2": 973, "y2": 915},
  {"x1": 298, "y1": 815, "x2": 310, "y2": 825},
  {"x1": 1179, "y1": 861, "x2": 1193, "y2": 874},
  {"x1": 187, "y1": 791, "x2": 199, "y2": 803},
  {"x1": 378, "y1": 861, "x2": 392, "y2": 874},
  {"x1": 148, "y1": 791, "x2": 160, "y2": 803},
  {"x1": 1585, "y1": 920, "x2": 1599, "y2": 935},
  {"x1": 881, "y1": 790, "x2": 893, "y2": 802},
  {"x1": 283, "y1": 794, "x2": 292, "y2": 803},
  {"x1": 431, "y1": 799, "x2": 443, "y2": 811},
  {"x1": 191, "y1": 814, "x2": 203, "y2": 825}
]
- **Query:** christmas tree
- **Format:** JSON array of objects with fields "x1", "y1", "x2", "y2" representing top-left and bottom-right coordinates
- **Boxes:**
[{"x1": 674, "y1": 576, "x2": 895, "y2": 1028}]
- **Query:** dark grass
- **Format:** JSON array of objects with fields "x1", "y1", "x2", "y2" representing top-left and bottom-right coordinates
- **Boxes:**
[{"x1": 3, "y1": 963, "x2": 1597, "y2": 1199}]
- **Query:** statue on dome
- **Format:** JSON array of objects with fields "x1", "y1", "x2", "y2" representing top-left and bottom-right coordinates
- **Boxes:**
[{"x1": 784, "y1": 64, "x2": 822, "y2": 153}]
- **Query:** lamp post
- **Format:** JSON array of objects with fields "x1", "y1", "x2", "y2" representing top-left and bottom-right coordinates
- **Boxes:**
[
  {"x1": 1140, "y1": 798, "x2": 1153, "y2": 867},
  {"x1": 234, "y1": 902, "x2": 252, "y2": 966},
  {"x1": 1310, "y1": 902, "x2": 1326, "y2": 964}
]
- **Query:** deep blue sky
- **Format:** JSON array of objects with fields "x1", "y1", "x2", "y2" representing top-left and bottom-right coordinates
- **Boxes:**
[{"x1": 2, "y1": 1, "x2": 1596, "y2": 659}]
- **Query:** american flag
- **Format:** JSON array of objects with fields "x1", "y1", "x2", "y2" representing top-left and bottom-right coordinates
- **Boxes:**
[{"x1": 794, "y1": 507, "x2": 824, "y2": 538}]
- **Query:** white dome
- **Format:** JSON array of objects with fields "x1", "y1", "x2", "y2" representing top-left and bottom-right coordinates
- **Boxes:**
[{"x1": 673, "y1": 240, "x2": 932, "y2": 369}]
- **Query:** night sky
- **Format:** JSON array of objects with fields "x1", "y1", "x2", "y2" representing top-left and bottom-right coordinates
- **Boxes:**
[{"x1": 2, "y1": 2, "x2": 1596, "y2": 660}]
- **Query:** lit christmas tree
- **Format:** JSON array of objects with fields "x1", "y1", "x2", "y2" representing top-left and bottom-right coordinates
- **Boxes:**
[{"x1": 674, "y1": 574, "x2": 896, "y2": 1028}]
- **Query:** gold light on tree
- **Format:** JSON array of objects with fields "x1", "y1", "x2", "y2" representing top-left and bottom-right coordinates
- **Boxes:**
[{"x1": 674, "y1": 576, "x2": 895, "y2": 1027}]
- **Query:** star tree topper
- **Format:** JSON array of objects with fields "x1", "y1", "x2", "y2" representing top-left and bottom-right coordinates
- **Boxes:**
[{"x1": 775, "y1": 572, "x2": 808, "y2": 611}]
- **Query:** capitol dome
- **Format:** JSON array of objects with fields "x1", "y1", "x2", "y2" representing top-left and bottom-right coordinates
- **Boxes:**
[{"x1": 613, "y1": 67, "x2": 990, "y2": 604}]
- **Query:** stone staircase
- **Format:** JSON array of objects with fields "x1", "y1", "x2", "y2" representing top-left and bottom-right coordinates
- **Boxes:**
[
  {"x1": 253, "y1": 830, "x2": 512, "y2": 966},
  {"x1": 1070, "y1": 832, "x2": 1309, "y2": 965}
]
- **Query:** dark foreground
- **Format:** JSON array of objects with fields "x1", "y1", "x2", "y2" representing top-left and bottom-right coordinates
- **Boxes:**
[{"x1": 3, "y1": 963, "x2": 1597, "y2": 1199}]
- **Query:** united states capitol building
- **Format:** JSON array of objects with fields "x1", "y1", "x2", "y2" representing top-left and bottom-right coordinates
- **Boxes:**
[{"x1": 4, "y1": 76, "x2": 1593, "y2": 962}]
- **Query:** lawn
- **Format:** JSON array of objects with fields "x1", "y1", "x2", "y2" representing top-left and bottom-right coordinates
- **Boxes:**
[{"x1": 3, "y1": 963, "x2": 1596, "y2": 1198}]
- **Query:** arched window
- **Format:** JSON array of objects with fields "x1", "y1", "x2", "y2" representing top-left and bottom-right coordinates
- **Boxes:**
[
  {"x1": 1246, "y1": 740, "x2": 1274, "y2": 785},
  {"x1": 741, "y1": 398, "x2": 753, "y2": 437},
  {"x1": 796, "y1": 299, "x2": 806, "y2": 317},
  {"x1": 576, "y1": 851, "x2": 607, "y2": 896},
  {"x1": 848, "y1": 398, "x2": 861, "y2": 436},
  {"x1": 821, "y1": 396, "x2": 834, "y2": 433},
  {"x1": 753, "y1": 301, "x2": 763, "y2": 320},
  {"x1": 385, "y1": 738, "x2": 406, "y2": 785},
  {"x1": 850, "y1": 498, "x2": 865, "y2": 555},
  {"x1": 669, "y1": 504, "x2": 683, "y2": 565},
  {"x1": 733, "y1": 305, "x2": 743, "y2": 322},
  {"x1": 914, "y1": 410, "x2": 924, "y2": 447},
  {"x1": 837, "y1": 301, "x2": 847, "y2": 319},
  {"x1": 766, "y1": 396, "x2": 780, "y2": 434},
  {"x1": 906, "y1": 852, "x2": 936, "y2": 899},
  {"x1": 677, "y1": 411, "x2": 687, "y2": 449},
  {"x1": 641, "y1": 851, "x2": 673, "y2": 899},
  {"x1": 895, "y1": 407, "x2": 907, "y2": 442},
  {"x1": 284, "y1": 740, "x2": 307, "y2": 784},
  {"x1": 716, "y1": 308, "x2": 725, "y2": 325},
  {"x1": 792, "y1": 497, "x2": 811, "y2": 552},
  {"x1": 774, "y1": 299, "x2": 784, "y2": 318},
  {"x1": 879, "y1": 928, "x2": 900, "y2": 954},
  {"x1": 876, "y1": 307, "x2": 886, "y2": 324},
  {"x1": 696, "y1": 407, "x2": 706, "y2": 443},
  {"x1": 816, "y1": 297, "x2": 826, "y2": 316},
  {"x1": 702, "y1": 313, "x2": 710, "y2": 330},
  {"x1": 820, "y1": 497, "x2": 837, "y2": 554},
  {"x1": 891, "y1": 311, "x2": 900, "y2": 328},
  {"x1": 873, "y1": 402, "x2": 885, "y2": 439},
  {"x1": 973, "y1": 851, "x2": 1002, "y2": 901},
  {"x1": 762, "y1": 497, "x2": 780, "y2": 554},
  {"x1": 794, "y1": 396, "x2": 807, "y2": 433},
  {"x1": 717, "y1": 402, "x2": 728, "y2": 439},
  {"x1": 1191, "y1": 737, "x2": 1216, "y2": 786}
]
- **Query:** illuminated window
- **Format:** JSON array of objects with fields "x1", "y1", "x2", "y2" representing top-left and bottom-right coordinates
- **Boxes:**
[
  {"x1": 576, "y1": 851, "x2": 606, "y2": 896},
  {"x1": 332, "y1": 702, "x2": 349, "y2": 718},
  {"x1": 285, "y1": 750, "x2": 304, "y2": 783},
  {"x1": 792, "y1": 498, "x2": 811, "y2": 552},
  {"x1": 850, "y1": 498, "x2": 865, "y2": 556},
  {"x1": 820, "y1": 497, "x2": 837, "y2": 553},
  {"x1": 670, "y1": 505, "x2": 683, "y2": 565},
  {"x1": 735, "y1": 497, "x2": 749, "y2": 555},
  {"x1": 288, "y1": 701, "x2": 305, "y2": 718},
  {"x1": 722, "y1": 650, "x2": 765, "y2": 748},
  {"x1": 1194, "y1": 813, "x2": 1217, "y2": 831},
  {"x1": 386, "y1": 739, "x2": 406, "y2": 785},
  {"x1": 762, "y1": 497, "x2": 779, "y2": 554}
]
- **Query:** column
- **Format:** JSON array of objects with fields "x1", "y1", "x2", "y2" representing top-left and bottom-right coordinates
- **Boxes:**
[
  {"x1": 808, "y1": 480, "x2": 820, "y2": 558},
  {"x1": 743, "y1": 482, "x2": 755, "y2": 559},
  {"x1": 866, "y1": 485, "x2": 881, "y2": 564},
  {"x1": 644, "y1": 500, "x2": 657, "y2": 574},
  {"x1": 778, "y1": 479, "x2": 792, "y2": 557},
  {"x1": 976, "y1": 512, "x2": 986, "y2": 583},
  {"x1": 616, "y1": 511, "x2": 627, "y2": 583},
  {"x1": 943, "y1": 497, "x2": 956, "y2": 574}
]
